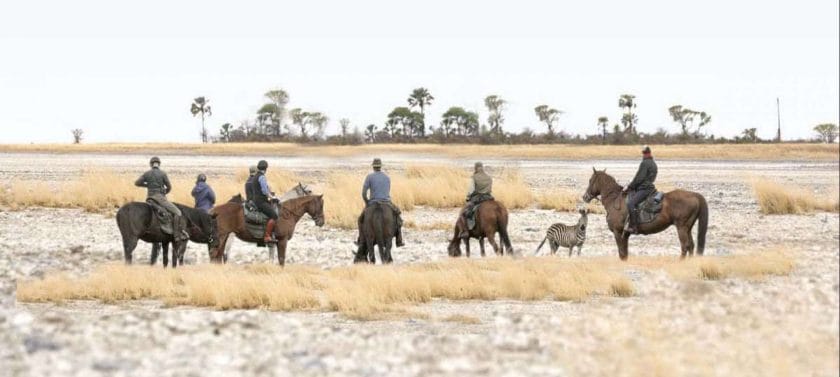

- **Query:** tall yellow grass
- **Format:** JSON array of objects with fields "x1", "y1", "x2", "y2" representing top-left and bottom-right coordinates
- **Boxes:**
[
  {"x1": 535, "y1": 190, "x2": 604, "y2": 214},
  {"x1": 323, "y1": 166, "x2": 533, "y2": 229},
  {"x1": 751, "y1": 178, "x2": 839, "y2": 214},
  {"x1": 0, "y1": 169, "x2": 301, "y2": 212},
  {"x1": 17, "y1": 251, "x2": 793, "y2": 320},
  {"x1": 2, "y1": 143, "x2": 836, "y2": 160}
]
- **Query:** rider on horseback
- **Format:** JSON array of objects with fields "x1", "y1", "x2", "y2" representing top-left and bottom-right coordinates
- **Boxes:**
[
  {"x1": 622, "y1": 145, "x2": 658, "y2": 234},
  {"x1": 191, "y1": 173, "x2": 216, "y2": 212},
  {"x1": 357, "y1": 158, "x2": 404, "y2": 247},
  {"x1": 459, "y1": 161, "x2": 494, "y2": 238},
  {"x1": 244, "y1": 165, "x2": 257, "y2": 202},
  {"x1": 134, "y1": 156, "x2": 189, "y2": 241},
  {"x1": 250, "y1": 160, "x2": 279, "y2": 243}
]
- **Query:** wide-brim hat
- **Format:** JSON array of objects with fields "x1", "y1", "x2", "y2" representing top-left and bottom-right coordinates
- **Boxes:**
[{"x1": 372, "y1": 158, "x2": 382, "y2": 167}]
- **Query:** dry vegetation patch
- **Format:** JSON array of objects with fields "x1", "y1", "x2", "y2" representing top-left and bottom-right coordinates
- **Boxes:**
[
  {"x1": 2, "y1": 143, "x2": 836, "y2": 160},
  {"x1": 17, "y1": 251, "x2": 793, "y2": 320},
  {"x1": 751, "y1": 178, "x2": 839, "y2": 214}
]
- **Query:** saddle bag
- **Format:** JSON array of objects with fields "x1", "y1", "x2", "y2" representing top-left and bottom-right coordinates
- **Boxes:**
[
  {"x1": 146, "y1": 199, "x2": 173, "y2": 235},
  {"x1": 243, "y1": 200, "x2": 270, "y2": 225}
]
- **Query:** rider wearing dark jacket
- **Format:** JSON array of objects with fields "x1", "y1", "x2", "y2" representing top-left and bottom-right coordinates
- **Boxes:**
[
  {"x1": 251, "y1": 160, "x2": 278, "y2": 242},
  {"x1": 191, "y1": 174, "x2": 216, "y2": 212},
  {"x1": 623, "y1": 146, "x2": 658, "y2": 233},
  {"x1": 135, "y1": 156, "x2": 188, "y2": 241},
  {"x1": 244, "y1": 165, "x2": 257, "y2": 202}
]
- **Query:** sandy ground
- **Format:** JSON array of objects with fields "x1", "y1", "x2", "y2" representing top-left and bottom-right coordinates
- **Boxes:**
[{"x1": 0, "y1": 153, "x2": 838, "y2": 376}]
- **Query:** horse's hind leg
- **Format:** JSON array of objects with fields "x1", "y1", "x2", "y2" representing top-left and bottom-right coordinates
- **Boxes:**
[
  {"x1": 123, "y1": 237, "x2": 138, "y2": 265},
  {"x1": 677, "y1": 226, "x2": 693, "y2": 259},
  {"x1": 487, "y1": 234, "x2": 501, "y2": 256},
  {"x1": 479, "y1": 237, "x2": 486, "y2": 257},
  {"x1": 463, "y1": 238, "x2": 471, "y2": 258}
]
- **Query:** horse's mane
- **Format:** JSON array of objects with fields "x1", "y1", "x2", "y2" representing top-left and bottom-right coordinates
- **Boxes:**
[{"x1": 228, "y1": 194, "x2": 243, "y2": 203}]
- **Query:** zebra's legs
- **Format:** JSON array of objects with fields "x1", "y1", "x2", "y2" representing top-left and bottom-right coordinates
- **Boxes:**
[
  {"x1": 568, "y1": 246, "x2": 574, "y2": 258},
  {"x1": 577, "y1": 244, "x2": 583, "y2": 256}
]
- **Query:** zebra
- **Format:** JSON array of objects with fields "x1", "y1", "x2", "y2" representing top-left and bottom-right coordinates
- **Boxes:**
[{"x1": 534, "y1": 208, "x2": 588, "y2": 257}]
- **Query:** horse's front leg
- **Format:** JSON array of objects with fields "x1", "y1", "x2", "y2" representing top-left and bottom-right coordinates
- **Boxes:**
[
  {"x1": 212, "y1": 233, "x2": 230, "y2": 264},
  {"x1": 150, "y1": 243, "x2": 160, "y2": 266},
  {"x1": 464, "y1": 237, "x2": 471, "y2": 258},
  {"x1": 277, "y1": 239, "x2": 288, "y2": 267},
  {"x1": 613, "y1": 231, "x2": 630, "y2": 260},
  {"x1": 162, "y1": 242, "x2": 169, "y2": 268}
]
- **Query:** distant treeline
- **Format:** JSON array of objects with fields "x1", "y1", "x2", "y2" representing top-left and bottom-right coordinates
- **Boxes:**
[{"x1": 181, "y1": 88, "x2": 837, "y2": 146}]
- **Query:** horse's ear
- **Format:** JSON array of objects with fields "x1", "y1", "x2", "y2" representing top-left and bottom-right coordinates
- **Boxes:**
[
  {"x1": 603, "y1": 168, "x2": 607, "y2": 173},
  {"x1": 318, "y1": 194, "x2": 323, "y2": 198},
  {"x1": 592, "y1": 167, "x2": 596, "y2": 173}
]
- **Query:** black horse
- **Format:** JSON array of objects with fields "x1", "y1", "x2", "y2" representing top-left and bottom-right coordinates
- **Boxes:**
[
  {"x1": 354, "y1": 202, "x2": 396, "y2": 264},
  {"x1": 116, "y1": 202, "x2": 218, "y2": 268},
  {"x1": 149, "y1": 204, "x2": 220, "y2": 267}
]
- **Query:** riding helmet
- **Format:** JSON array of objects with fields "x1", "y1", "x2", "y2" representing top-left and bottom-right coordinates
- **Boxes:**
[
  {"x1": 257, "y1": 160, "x2": 268, "y2": 171},
  {"x1": 149, "y1": 156, "x2": 161, "y2": 166}
]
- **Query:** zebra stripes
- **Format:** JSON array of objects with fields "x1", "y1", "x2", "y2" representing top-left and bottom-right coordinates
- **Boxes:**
[{"x1": 534, "y1": 209, "x2": 588, "y2": 257}]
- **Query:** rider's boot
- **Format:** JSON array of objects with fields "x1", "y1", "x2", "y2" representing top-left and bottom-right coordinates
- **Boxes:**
[{"x1": 264, "y1": 219, "x2": 277, "y2": 243}]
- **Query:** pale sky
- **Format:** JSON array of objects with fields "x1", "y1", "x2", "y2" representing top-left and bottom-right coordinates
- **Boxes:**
[{"x1": 1, "y1": 0, "x2": 837, "y2": 143}]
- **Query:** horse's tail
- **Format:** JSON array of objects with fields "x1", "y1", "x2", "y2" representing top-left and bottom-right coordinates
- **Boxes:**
[
  {"x1": 534, "y1": 237, "x2": 547, "y2": 256},
  {"x1": 496, "y1": 205, "x2": 514, "y2": 254},
  {"x1": 696, "y1": 193, "x2": 708, "y2": 255},
  {"x1": 116, "y1": 204, "x2": 142, "y2": 263}
]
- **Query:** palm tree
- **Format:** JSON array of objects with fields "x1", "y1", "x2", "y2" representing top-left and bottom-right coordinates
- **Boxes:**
[
  {"x1": 597, "y1": 116, "x2": 609, "y2": 143},
  {"x1": 190, "y1": 97, "x2": 212, "y2": 143},
  {"x1": 219, "y1": 123, "x2": 232, "y2": 142},
  {"x1": 534, "y1": 105, "x2": 563, "y2": 136},
  {"x1": 484, "y1": 95, "x2": 506, "y2": 135},
  {"x1": 407, "y1": 88, "x2": 434, "y2": 115},
  {"x1": 264, "y1": 89, "x2": 289, "y2": 136},
  {"x1": 618, "y1": 94, "x2": 636, "y2": 134}
]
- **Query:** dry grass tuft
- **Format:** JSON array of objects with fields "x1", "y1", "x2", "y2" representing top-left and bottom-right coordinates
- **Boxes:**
[
  {"x1": 751, "y1": 178, "x2": 838, "y2": 214},
  {"x1": 17, "y1": 251, "x2": 793, "y2": 320},
  {"x1": 442, "y1": 314, "x2": 481, "y2": 324},
  {"x1": 609, "y1": 278, "x2": 636, "y2": 297},
  {"x1": 535, "y1": 190, "x2": 604, "y2": 214}
]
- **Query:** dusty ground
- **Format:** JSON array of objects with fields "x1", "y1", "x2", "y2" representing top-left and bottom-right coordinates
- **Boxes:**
[{"x1": 0, "y1": 152, "x2": 838, "y2": 376}]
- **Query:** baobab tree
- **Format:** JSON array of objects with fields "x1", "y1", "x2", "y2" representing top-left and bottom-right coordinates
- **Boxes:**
[{"x1": 190, "y1": 97, "x2": 212, "y2": 143}]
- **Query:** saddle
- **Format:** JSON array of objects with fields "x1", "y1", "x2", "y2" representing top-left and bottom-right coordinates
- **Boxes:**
[
  {"x1": 145, "y1": 199, "x2": 173, "y2": 235},
  {"x1": 242, "y1": 200, "x2": 280, "y2": 240},
  {"x1": 626, "y1": 191, "x2": 664, "y2": 224},
  {"x1": 465, "y1": 194, "x2": 494, "y2": 230}
]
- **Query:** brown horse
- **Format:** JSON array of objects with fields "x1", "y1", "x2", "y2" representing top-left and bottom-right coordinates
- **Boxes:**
[
  {"x1": 209, "y1": 195, "x2": 325, "y2": 265},
  {"x1": 447, "y1": 200, "x2": 514, "y2": 257},
  {"x1": 583, "y1": 168, "x2": 708, "y2": 260}
]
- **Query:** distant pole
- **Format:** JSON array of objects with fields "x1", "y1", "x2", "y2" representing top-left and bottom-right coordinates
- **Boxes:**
[{"x1": 776, "y1": 97, "x2": 782, "y2": 142}]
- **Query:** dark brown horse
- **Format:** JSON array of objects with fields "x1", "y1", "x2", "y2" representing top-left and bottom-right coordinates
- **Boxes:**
[
  {"x1": 448, "y1": 200, "x2": 514, "y2": 257},
  {"x1": 209, "y1": 195, "x2": 325, "y2": 265},
  {"x1": 583, "y1": 168, "x2": 708, "y2": 260},
  {"x1": 354, "y1": 201, "x2": 397, "y2": 264}
]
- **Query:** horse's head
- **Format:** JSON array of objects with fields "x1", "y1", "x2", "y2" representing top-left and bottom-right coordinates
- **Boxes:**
[
  {"x1": 305, "y1": 195, "x2": 325, "y2": 227},
  {"x1": 295, "y1": 182, "x2": 313, "y2": 197},
  {"x1": 583, "y1": 167, "x2": 608, "y2": 203}
]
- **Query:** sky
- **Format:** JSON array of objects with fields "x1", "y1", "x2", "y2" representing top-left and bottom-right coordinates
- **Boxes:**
[{"x1": 0, "y1": 0, "x2": 837, "y2": 143}]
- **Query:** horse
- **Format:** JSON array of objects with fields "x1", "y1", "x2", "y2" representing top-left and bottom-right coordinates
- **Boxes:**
[
  {"x1": 583, "y1": 168, "x2": 708, "y2": 260},
  {"x1": 353, "y1": 202, "x2": 397, "y2": 264},
  {"x1": 447, "y1": 200, "x2": 514, "y2": 258},
  {"x1": 116, "y1": 202, "x2": 217, "y2": 268},
  {"x1": 209, "y1": 194, "x2": 325, "y2": 266},
  {"x1": 149, "y1": 203, "x2": 219, "y2": 267},
  {"x1": 149, "y1": 183, "x2": 312, "y2": 265}
]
